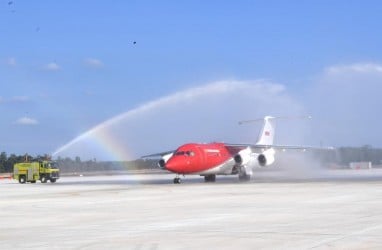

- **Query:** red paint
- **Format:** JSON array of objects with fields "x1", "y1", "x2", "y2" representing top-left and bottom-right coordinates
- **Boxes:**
[{"x1": 165, "y1": 143, "x2": 243, "y2": 174}]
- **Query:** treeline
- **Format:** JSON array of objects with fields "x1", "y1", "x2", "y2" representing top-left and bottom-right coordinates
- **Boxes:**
[
  {"x1": 282, "y1": 145, "x2": 382, "y2": 167},
  {"x1": 0, "y1": 153, "x2": 157, "y2": 174},
  {"x1": 337, "y1": 146, "x2": 382, "y2": 166},
  {"x1": 0, "y1": 153, "x2": 63, "y2": 173},
  {"x1": 0, "y1": 152, "x2": 33, "y2": 173},
  {"x1": 55, "y1": 156, "x2": 156, "y2": 173},
  {"x1": 1, "y1": 146, "x2": 382, "y2": 173}
]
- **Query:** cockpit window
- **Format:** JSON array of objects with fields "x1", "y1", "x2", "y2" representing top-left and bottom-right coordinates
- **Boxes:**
[
  {"x1": 175, "y1": 151, "x2": 195, "y2": 157},
  {"x1": 44, "y1": 162, "x2": 58, "y2": 169},
  {"x1": 49, "y1": 162, "x2": 58, "y2": 169}
]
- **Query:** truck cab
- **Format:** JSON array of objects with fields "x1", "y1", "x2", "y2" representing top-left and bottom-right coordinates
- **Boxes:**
[{"x1": 39, "y1": 161, "x2": 60, "y2": 183}]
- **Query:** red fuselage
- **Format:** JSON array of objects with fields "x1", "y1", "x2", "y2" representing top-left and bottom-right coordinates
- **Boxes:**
[{"x1": 165, "y1": 143, "x2": 242, "y2": 174}]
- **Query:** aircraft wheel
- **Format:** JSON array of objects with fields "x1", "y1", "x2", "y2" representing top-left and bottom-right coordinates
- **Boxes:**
[
  {"x1": 204, "y1": 175, "x2": 216, "y2": 182},
  {"x1": 173, "y1": 177, "x2": 181, "y2": 184},
  {"x1": 238, "y1": 174, "x2": 251, "y2": 182}
]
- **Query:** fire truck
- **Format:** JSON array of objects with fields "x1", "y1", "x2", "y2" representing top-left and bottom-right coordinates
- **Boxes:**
[{"x1": 13, "y1": 161, "x2": 60, "y2": 184}]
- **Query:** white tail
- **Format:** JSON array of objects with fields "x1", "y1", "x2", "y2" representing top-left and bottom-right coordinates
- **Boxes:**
[
  {"x1": 256, "y1": 116, "x2": 276, "y2": 145},
  {"x1": 238, "y1": 115, "x2": 311, "y2": 146}
]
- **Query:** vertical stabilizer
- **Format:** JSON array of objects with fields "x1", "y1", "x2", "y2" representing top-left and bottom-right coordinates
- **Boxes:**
[
  {"x1": 256, "y1": 116, "x2": 276, "y2": 145},
  {"x1": 238, "y1": 115, "x2": 311, "y2": 146}
]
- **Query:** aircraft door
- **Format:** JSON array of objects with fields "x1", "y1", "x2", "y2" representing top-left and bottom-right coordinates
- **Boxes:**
[{"x1": 194, "y1": 146, "x2": 204, "y2": 169}]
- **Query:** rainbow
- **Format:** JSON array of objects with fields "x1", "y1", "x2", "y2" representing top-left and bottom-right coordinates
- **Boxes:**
[
  {"x1": 52, "y1": 80, "x2": 299, "y2": 162},
  {"x1": 52, "y1": 124, "x2": 135, "y2": 162}
]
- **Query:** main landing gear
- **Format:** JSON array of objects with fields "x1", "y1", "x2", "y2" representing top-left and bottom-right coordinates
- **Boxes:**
[
  {"x1": 172, "y1": 174, "x2": 217, "y2": 184},
  {"x1": 204, "y1": 174, "x2": 216, "y2": 182},
  {"x1": 238, "y1": 173, "x2": 251, "y2": 182},
  {"x1": 238, "y1": 166, "x2": 251, "y2": 182},
  {"x1": 173, "y1": 175, "x2": 182, "y2": 184}
]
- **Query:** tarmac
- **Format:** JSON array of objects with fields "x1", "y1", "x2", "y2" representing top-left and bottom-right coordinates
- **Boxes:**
[{"x1": 1, "y1": 169, "x2": 382, "y2": 249}]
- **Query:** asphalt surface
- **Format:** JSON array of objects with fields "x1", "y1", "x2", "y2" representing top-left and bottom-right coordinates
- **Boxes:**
[{"x1": 1, "y1": 169, "x2": 382, "y2": 249}]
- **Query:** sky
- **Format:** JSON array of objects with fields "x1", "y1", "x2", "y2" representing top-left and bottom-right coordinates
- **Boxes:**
[{"x1": 1, "y1": 1, "x2": 382, "y2": 160}]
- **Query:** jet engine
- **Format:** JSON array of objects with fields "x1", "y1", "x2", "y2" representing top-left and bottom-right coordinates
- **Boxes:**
[
  {"x1": 157, "y1": 152, "x2": 174, "y2": 170},
  {"x1": 257, "y1": 148, "x2": 275, "y2": 167},
  {"x1": 158, "y1": 159, "x2": 166, "y2": 169},
  {"x1": 234, "y1": 147, "x2": 252, "y2": 166}
]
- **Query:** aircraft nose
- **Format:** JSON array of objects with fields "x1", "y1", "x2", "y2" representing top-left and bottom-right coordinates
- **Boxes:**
[{"x1": 165, "y1": 157, "x2": 182, "y2": 172}]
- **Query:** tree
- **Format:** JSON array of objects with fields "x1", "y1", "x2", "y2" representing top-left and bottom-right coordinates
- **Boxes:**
[{"x1": 0, "y1": 152, "x2": 6, "y2": 173}]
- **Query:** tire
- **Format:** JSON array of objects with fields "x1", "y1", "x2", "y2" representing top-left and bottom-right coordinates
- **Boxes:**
[
  {"x1": 238, "y1": 166, "x2": 251, "y2": 182},
  {"x1": 238, "y1": 174, "x2": 251, "y2": 182},
  {"x1": 19, "y1": 175, "x2": 26, "y2": 184},
  {"x1": 31, "y1": 180, "x2": 36, "y2": 184},
  {"x1": 50, "y1": 178, "x2": 56, "y2": 183},
  {"x1": 41, "y1": 175, "x2": 47, "y2": 183},
  {"x1": 204, "y1": 175, "x2": 216, "y2": 182}
]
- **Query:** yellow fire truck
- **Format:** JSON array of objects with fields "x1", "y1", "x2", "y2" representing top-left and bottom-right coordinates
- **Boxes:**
[{"x1": 13, "y1": 161, "x2": 60, "y2": 184}]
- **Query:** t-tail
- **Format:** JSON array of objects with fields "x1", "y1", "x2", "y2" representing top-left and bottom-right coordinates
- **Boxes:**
[
  {"x1": 256, "y1": 116, "x2": 276, "y2": 145},
  {"x1": 234, "y1": 115, "x2": 312, "y2": 181},
  {"x1": 239, "y1": 115, "x2": 311, "y2": 145}
]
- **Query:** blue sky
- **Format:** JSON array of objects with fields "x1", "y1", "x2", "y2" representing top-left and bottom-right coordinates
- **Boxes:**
[{"x1": 1, "y1": 1, "x2": 382, "y2": 159}]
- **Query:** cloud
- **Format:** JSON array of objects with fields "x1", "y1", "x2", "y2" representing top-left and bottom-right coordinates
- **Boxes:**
[
  {"x1": 10, "y1": 96, "x2": 30, "y2": 102},
  {"x1": 6, "y1": 57, "x2": 16, "y2": 66},
  {"x1": 84, "y1": 90, "x2": 95, "y2": 96},
  {"x1": 43, "y1": 62, "x2": 61, "y2": 71},
  {"x1": 15, "y1": 117, "x2": 39, "y2": 125},
  {"x1": 0, "y1": 96, "x2": 30, "y2": 103},
  {"x1": 325, "y1": 63, "x2": 382, "y2": 74},
  {"x1": 84, "y1": 58, "x2": 103, "y2": 68}
]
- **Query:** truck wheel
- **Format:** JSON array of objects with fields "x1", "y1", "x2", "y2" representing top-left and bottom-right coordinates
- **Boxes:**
[
  {"x1": 41, "y1": 176, "x2": 47, "y2": 183},
  {"x1": 31, "y1": 180, "x2": 36, "y2": 184},
  {"x1": 50, "y1": 178, "x2": 56, "y2": 183},
  {"x1": 19, "y1": 175, "x2": 26, "y2": 184}
]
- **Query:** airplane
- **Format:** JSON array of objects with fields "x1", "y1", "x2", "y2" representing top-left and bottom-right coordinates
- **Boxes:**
[{"x1": 143, "y1": 116, "x2": 324, "y2": 184}]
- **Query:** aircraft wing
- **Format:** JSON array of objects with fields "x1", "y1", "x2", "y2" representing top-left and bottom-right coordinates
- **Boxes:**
[
  {"x1": 141, "y1": 150, "x2": 175, "y2": 159},
  {"x1": 226, "y1": 143, "x2": 334, "y2": 152}
]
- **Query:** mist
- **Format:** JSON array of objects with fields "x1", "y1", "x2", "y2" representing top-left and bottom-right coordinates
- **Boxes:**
[
  {"x1": 305, "y1": 63, "x2": 382, "y2": 148},
  {"x1": 53, "y1": 62, "x2": 382, "y2": 162},
  {"x1": 53, "y1": 80, "x2": 308, "y2": 161}
]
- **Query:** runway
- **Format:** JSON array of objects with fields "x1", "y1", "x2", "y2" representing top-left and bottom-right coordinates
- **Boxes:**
[{"x1": 1, "y1": 169, "x2": 382, "y2": 249}]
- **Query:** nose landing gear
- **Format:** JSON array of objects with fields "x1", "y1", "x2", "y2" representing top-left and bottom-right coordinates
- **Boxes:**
[
  {"x1": 173, "y1": 174, "x2": 183, "y2": 184},
  {"x1": 173, "y1": 177, "x2": 181, "y2": 184}
]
